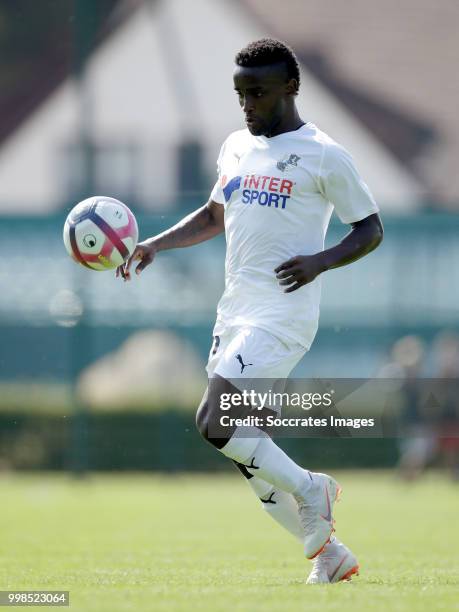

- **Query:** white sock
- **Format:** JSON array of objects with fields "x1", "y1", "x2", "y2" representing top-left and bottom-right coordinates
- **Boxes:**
[
  {"x1": 247, "y1": 476, "x2": 304, "y2": 541},
  {"x1": 221, "y1": 427, "x2": 312, "y2": 497}
]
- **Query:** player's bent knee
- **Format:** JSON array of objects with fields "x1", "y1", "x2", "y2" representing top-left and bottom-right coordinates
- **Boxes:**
[
  {"x1": 195, "y1": 398, "x2": 230, "y2": 450},
  {"x1": 195, "y1": 400, "x2": 209, "y2": 439}
]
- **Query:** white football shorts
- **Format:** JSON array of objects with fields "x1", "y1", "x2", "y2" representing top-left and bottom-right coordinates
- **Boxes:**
[{"x1": 206, "y1": 325, "x2": 306, "y2": 390}]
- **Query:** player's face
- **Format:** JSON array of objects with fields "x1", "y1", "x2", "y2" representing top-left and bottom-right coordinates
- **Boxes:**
[{"x1": 233, "y1": 63, "x2": 293, "y2": 137}]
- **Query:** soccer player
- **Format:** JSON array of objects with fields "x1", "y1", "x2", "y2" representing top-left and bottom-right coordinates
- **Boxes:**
[{"x1": 117, "y1": 39, "x2": 383, "y2": 584}]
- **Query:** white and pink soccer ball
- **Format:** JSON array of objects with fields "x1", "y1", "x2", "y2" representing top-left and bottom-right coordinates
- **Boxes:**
[{"x1": 63, "y1": 196, "x2": 138, "y2": 271}]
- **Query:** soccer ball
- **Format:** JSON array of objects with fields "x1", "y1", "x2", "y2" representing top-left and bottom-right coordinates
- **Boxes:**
[{"x1": 63, "y1": 196, "x2": 138, "y2": 271}]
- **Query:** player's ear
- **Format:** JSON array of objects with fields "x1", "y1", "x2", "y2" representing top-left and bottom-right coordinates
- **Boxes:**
[{"x1": 285, "y1": 78, "x2": 298, "y2": 96}]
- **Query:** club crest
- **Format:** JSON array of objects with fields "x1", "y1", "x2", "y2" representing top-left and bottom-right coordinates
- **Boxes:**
[{"x1": 277, "y1": 153, "x2": 301, "y2": 172}]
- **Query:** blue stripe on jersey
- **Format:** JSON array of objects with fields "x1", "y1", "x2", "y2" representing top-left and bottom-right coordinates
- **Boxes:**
[{"x1": 223, "y1": 176, "x2": 241, "y2": 202}]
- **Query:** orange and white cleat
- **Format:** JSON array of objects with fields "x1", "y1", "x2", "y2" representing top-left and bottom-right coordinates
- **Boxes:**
[
  {"x1": 306, "y1": 537, "x2": 359, "y2": 584},
  {"x1": 294, "y1": 472, "x2": 342, "y2": 559}
]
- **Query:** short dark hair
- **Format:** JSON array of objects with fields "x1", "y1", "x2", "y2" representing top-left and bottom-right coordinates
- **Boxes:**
[{"x1": 235, "y1": 38, "x2": 300, "y2": 92}]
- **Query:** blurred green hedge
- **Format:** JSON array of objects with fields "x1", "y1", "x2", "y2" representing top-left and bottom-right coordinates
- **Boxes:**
[{"x1": 0, "y1": 412, "x2": 399, "y2": 471}]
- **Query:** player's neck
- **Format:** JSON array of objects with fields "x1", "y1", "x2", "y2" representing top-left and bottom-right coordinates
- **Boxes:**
[{"x1": 265, "y1": 108, "x2": 304, "y2": 138}]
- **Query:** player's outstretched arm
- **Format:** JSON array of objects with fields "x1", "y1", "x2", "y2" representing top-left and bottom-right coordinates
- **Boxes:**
[
  {"x1": 275, "y1": 212, "x2": 383, "y2": 293},
  {"x1": 116, "y1": 200, "x2": 224, "y2": 281}
]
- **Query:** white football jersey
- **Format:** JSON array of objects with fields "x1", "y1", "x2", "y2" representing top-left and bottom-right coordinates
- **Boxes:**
[{"x1": 210, "y1": 122, "x2": 379, "y2": 349}]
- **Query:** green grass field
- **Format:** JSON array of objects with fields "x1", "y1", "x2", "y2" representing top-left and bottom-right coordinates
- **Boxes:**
[{"x1": 1, "y1": 471, "x2": 458, "y2": 611}]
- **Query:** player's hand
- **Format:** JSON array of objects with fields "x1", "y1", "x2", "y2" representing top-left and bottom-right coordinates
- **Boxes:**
[
  {"x1": 275, "y1": 254, "x2": 326, "y2": 293},
  {"x1": 116, "y1": 240, "x2": 157, "y2": 281}
]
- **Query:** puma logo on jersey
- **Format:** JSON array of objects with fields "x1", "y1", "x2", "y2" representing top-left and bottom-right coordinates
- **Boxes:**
[{"x1": 235, "y1": 353, "x2": 253, "y2": 373}]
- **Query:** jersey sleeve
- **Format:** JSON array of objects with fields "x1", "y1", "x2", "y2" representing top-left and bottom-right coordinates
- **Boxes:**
[
  {"x1": 209, "y1": 140, "x2": 227, "y2": 206},
  {"x1": 319, "y1": 142, "x2": 379, "y2": 224}
]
